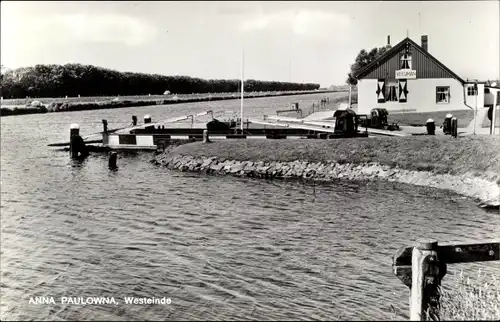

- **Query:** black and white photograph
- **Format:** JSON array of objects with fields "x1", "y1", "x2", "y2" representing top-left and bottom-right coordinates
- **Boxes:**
[{"x1": 1, "y1": 1, "x2": 499, "y2": 321}]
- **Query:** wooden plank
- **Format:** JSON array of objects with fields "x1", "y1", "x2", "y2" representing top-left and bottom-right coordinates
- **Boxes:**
[
  {"x1": 438, "y1": 242, "x2": 500, "y2": 264},
  {"x1": 248, "y1": 118, "x2": 338, "y2": 134},
  {"x1": 393, "y1": 265, "x2": 412, "y2": 288},
  {"x1": 48, "y1": 139, "x2": 102, "y2": 147},
  {"x1": 393, "y1": 246, "x2": 414, "y2": 266}
]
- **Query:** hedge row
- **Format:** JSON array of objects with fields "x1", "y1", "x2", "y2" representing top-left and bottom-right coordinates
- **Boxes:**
[{"x1": 1, "y1": 63, "x2": 321, "y2": 99}]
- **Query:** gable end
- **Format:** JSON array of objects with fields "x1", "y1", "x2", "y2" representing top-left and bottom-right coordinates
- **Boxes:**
[{"x1": 355, "y1": 38, "x2": 464, "y2": 84}]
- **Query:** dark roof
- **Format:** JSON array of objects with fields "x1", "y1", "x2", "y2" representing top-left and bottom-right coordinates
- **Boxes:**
[{"x1": 355, "y1": 37, "x2": 465, "y2": 84}]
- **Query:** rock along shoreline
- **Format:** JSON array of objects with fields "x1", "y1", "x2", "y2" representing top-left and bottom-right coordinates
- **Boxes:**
[{"x1": 152, "y1": 154, "x2": 499, "y2": 206}]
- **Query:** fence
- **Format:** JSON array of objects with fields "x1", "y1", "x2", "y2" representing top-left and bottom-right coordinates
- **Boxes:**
[{"x1": 393, "y1": 239, "x2": 499, "y2": 320}]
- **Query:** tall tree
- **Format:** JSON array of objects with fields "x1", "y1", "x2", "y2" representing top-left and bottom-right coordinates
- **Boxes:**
[{"x1": 346, "y1": 45, "x2": 392, "y2": 86}]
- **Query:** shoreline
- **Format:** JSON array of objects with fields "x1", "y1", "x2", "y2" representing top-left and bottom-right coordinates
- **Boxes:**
[
  {"x1": 152, "y1": 138, "x2": 500, "y2": 206},
  {"x1": 0, "y1": 90, "x2": 338, "y2": 117}
]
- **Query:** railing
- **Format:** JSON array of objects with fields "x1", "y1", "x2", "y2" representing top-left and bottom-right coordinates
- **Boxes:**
[
  {"x1": 276, "y1": 97, "x2": 336, "y2": 118},
  {"x1": 393, "y1": 239, "x2": 499, "y2": 320}
]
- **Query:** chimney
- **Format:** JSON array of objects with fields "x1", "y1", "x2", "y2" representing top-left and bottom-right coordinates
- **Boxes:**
[
  {"x1": 421, "y1": 35, "x2": 428, "y2": 52},
  {"x1": 387, "y1": 35, "x2": 391, "y2": 46}
]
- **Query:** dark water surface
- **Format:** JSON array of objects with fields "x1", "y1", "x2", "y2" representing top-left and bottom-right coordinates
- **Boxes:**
[{"x1": 1, "y1": 96, "x2": 499, "y2": 321}]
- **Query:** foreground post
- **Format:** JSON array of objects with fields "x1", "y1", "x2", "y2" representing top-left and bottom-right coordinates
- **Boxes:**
[
  {"x1": 394, "y1": 241, "x2": 499, "y2": 321},
  {"x1": 411, "y1": 240, "x2": 441, "y2": 321},
  {"x1": 203, "y1": 130, "x2": 210, "y2": 143}
]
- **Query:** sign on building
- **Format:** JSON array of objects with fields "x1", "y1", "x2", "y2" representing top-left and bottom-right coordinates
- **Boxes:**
[{"x1": 396, "y1": 70, "x2": 417, "y2": 79}]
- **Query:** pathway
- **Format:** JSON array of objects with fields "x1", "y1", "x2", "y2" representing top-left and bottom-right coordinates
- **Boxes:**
[{"x1": 464, "y1": 107, "x2": 499, "y2": 135}]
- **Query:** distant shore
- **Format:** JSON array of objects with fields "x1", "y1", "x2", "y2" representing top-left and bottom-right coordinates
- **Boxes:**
[
  {"x1": 0, "y1": 90, "x2": 337, "y2": 117},
  {"x1": 153, "y1": 136, "x2": 500, "y2": 206}
]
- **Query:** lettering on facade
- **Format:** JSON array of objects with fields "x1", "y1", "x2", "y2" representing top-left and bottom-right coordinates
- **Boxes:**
[{"x1": 395, "y1": 70, "x2": 417, "y2": 79}]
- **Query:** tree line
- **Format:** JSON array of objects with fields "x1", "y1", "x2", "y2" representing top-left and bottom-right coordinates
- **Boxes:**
[{"x1": 0, "y1": 64, "x2": 320, "y2": 99}]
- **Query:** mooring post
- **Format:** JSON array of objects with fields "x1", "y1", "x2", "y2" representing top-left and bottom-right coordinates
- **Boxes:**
[
  {"x1": 426, "y1": 118, "x2": 435, "y2": 135},
  {"x1": 102, "y1": 119, "x2": 108, "y2": 132},
  {"x1": 410, "y1": 239, "x2": 441, "y2": 321},
  {"x1": 451, "y1": 117, "x2": 458, "y2": 138},
  {"x1": 109, "y1": 152, "x2": 118, "y2": 169},
  {"x1": 69, "y1": 123, "x2": 80, "y2": 158},
  {"x1": 132, "y1": 115, "x2": 137, "y2": 126},
  {"x1": 203, "y1": 130, "x2": 210, "y2": 143}
]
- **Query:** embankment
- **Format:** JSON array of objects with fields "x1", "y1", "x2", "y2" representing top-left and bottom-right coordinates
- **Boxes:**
[
  {"x1": 152, "y1": 136, "x2": 500, "y2": 205},
  {"x1": 0, "y1": 90, "x2": 335, "y2": 117}
]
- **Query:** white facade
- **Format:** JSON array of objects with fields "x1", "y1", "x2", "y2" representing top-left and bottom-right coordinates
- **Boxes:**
[
  {"x1": 464, "y1": 82, "x2": 485, "y2": 109},
  {"x1": 357, "y1": 78, "x2": 482, "y2": 116}
]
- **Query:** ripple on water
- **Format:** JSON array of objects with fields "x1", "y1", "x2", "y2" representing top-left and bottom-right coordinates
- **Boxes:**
[{"x1": 2, "y1": 111, "x2": 499, "y2": 321}]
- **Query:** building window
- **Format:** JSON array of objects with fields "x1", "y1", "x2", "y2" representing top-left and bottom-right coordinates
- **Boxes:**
[
  {"x1": 385, "y1": 81, "x2": 398, "y2": 101},
  {"x1": 400, "y1": 54, "x2": 412, "y2": 70},
  {"x1": 436, "y1": 86, "x2": 450, "y2": 104},
  {"x1": 467, "y1": 86, "x2": 478, "y2": 96}
]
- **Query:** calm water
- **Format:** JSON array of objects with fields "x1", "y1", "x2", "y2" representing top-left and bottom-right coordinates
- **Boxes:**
[{"x1": 1, "y1": 94, "x2": 499, "y2": 321}]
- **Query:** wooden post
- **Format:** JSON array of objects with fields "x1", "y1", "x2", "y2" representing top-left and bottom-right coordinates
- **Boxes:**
[
  {"x1": 426, "y1": 119, "x2": 435, "y2": 135},
  {"x1": 349, "y1": 86, "x2": 352, "y2": 108},
  {"x1": 491, "y1": 91, "x2": 497, "y2": 135},
  {"x1": 69, "y1": 123, "x2": 80, "y2": 158},
  {"x1": 451, "y1": 117, "x2": 457, "y2": 138},
  {"x1": 203, "y1": 130, "x2": 210, "y2": 143},
  {"x1": 411, "y1": 240, "x2": 441, "y2": 321},
  {"x1": 102, "y1": 119, "x2": 108, "y2": 132},
  {"x1": 108, "y1": 152, "x2": 118, "y2": 169},
  {"x1": 394, "y1": 241, "x2": 499, "y2": 321}
]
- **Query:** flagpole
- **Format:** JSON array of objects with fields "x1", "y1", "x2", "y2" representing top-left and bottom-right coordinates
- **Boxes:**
[{"x1": 240, "y1": 47, "x2": 245, "y2": 132}]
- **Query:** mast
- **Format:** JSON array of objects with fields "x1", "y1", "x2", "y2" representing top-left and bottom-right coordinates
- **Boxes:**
[{"x1": 240, "y1": 47, "x2": 245, "y2": 131}]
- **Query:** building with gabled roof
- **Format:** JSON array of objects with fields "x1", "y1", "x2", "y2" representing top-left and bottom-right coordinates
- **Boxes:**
[{"x1": 354, "y1": 35, "x2": 500, "y2": 116}]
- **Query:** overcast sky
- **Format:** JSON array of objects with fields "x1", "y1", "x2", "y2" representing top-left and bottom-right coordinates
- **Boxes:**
[{"x1": 1, "y1": 1, "x2": 499, "y2": 87}]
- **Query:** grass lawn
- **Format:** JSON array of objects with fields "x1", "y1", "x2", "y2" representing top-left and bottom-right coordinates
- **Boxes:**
[
  {"x1": 172, "y1": 135, "x2": 500, "y2": 179},
  {"x1": 388, "y1": 110, "x2": 475, "y2": 128}
]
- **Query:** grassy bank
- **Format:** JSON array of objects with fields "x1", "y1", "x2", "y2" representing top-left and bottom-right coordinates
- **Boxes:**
[
  {"x1": 0, "y1": 90, "x2": 335, "y2": 117},
  {"x1": 437, "y1": 270, "x2": 500, "y2": 320},
  {"x1": 388, "y1": 110, "x2": 475, "y2": 128},
  {"x1": 171, "y1": 136, "x2": 499, "y2": 179}
]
